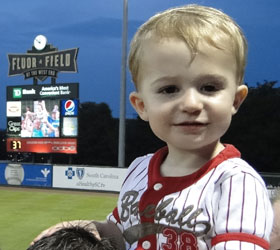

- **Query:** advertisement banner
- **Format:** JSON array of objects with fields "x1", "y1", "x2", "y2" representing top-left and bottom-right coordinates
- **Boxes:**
[
  {"x1": 53, "y1": 166, "x2": 127, "y2": 192},
  {"x1": 7, "y1": 117, "x2": 21, "y2": 137},
  {"x1": 61, "y1": 99, "x2": 78, "y2": 116},
  {"x1": 0, "y1": 163, "x2": 52, "y2": 187},
  {"x1": 62, "y1": 117, "x2": 78, "y2": 137},
  {"x1": 6, "y1": 101, "x2": 21, "y2": 117},
  {"x1": 7, "y1": 83, "x2": 79, "y2": 101},
  {"x1": 6, "y1": 138, "x2": 77, "y2": 154}
]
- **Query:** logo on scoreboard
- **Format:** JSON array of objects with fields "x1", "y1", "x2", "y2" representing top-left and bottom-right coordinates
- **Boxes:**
[
  {"x1": 13, "y1": 88, "x2": 22, "y2": 98},
  {"x1": 61, "y1": 99, "x2": 78, "y2": 116},
  {"x1": 7, "y1": 118, "x2": 21, "y2": 137},
  {"x1": 6, "y1": 101, "x2": 21, "y2": 117}
]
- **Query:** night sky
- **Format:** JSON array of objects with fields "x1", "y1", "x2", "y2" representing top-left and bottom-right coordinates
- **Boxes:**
[{"x1": 0, "y1": 0, "x2": 279, "y2": 129}]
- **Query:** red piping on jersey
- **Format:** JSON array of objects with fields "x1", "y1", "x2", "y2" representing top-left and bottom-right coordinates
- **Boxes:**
[
  {"x1": 112, "y1": 207, "x2": 121, "y2": 224},
  {"x1": 149, "y1": 144, "x2": 241, "y2": 188},
  {"x1": 211, "y1": 233, "x2": 270, "y2": 249}
]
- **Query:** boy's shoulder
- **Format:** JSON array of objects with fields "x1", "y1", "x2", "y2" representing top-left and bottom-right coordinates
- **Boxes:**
[
  {"x1": 126, "y1": 152, "x2": 154, "y2": 173},
  {"x1": 214, "y1": 156, "x2": 266, "y2": 187},
  {"x1": 126, "y1": 147, "x2": 168, "y2": 173}
]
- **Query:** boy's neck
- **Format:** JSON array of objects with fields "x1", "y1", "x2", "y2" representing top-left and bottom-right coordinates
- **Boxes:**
[{"x1": 160, "y1": 141, "x2": 224, "y2": 177}]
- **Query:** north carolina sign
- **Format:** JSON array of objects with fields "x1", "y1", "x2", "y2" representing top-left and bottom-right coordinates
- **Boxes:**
[{"x1": 8, "y1": 48, "x2": 78, "y2": 81}]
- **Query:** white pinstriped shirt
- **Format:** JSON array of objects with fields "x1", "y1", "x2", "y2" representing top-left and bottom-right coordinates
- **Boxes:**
[{"x1": 108, "y1": 144, "x2": 273, "y2": 250}]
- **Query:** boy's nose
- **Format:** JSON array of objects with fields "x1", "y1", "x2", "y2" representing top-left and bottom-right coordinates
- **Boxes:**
[{"x1": 179, "y1": 89, "x2": 203, "y2": 113}]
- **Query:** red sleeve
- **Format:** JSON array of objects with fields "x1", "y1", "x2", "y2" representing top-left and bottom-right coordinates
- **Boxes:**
[{"x1": 211, "y1": 232, "x2": 270, "y2": 249}]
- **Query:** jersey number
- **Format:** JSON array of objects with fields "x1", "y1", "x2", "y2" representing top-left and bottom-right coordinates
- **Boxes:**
[{"x1": 162, "y1": 228, "x2": 198, "y2": 250}]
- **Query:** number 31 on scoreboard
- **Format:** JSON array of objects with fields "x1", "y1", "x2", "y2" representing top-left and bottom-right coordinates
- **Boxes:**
[{"x1": 10, "y1": 140, "x2": 21, "y2": 150}]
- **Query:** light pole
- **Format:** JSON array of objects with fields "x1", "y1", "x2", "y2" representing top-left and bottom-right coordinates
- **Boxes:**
[{"x1": 118, "y1": 0, "x2": 128, "y2": 168}]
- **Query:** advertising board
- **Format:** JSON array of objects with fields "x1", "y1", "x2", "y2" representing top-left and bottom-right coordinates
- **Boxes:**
[
  {"x1": 6, "y1": 101, "x2": 21, "y2": 117},
  {"x1": 0, "y1": 163, "x2": 52, "y2": 187},
  {"x1": 6, "y1": 138, "x2": 77, "y2": 154},
  {"x1": 7, "y1": 83, "x2": 79, "y2": 101},
  {"x1": 53, "y1": 165, "x2": 127, "y2": 192}
]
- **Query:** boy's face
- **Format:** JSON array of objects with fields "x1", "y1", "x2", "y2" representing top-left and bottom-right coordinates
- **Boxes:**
[{"x1": 130, "y1": 37, "x2": 248, "y2": 152}]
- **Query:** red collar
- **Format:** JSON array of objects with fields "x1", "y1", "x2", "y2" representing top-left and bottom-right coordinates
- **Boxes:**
[{"x1": 148, "y1": 144, "x2": 241, "y2": 188}]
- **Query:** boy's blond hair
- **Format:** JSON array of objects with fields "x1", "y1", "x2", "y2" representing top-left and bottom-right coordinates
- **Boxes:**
[{"x1": 128, "y1": 4, "x2": 247, "y2": 87}]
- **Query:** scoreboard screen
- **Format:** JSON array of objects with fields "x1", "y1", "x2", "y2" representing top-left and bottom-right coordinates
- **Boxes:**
[{"x1": 6, "y1": 83, "x2": 79, "y2": 154}]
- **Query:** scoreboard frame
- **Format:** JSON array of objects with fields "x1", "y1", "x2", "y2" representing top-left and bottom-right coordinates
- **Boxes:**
[{"x1": 6, "y1": 83, "x2": 79, "y2": 154}]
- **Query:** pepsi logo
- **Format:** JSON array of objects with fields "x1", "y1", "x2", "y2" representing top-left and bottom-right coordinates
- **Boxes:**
[{"x1": 65, "y1": 100, "x2": 75, "y2": 112}]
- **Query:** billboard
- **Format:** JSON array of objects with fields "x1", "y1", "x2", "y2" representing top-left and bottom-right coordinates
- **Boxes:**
[
  {"x1": 7, "y1": 83, "x2": 79, "y2": 100},
  {"x1": 61, "y1": 99, "x2": 78, "y2": 116},
  {"x1": 53, "y1": 165, "x2": 127, "y2": 192},
  {"x1": 6, "y1": 83, "x2": 79, "y2": 154},
  {"x1": 6, "y1": 101, "x2": 21, "y2": 117},
  {"x1": 7, "y1": 117, "x2": 21, "y2": 137},
  {"x1": 0, "y1": 163, "x2": 52, "y2": 187},
  {"x1": 6, "y1": 138, "x2": 77, "y2": 154},
  {"x1": 62, "y1": 117, "x2": 78, "y2": 137}
]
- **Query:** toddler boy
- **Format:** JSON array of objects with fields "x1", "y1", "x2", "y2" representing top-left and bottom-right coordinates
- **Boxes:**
[{"x1": 33, "y1": 4, "x2": 273, "y2": 250}]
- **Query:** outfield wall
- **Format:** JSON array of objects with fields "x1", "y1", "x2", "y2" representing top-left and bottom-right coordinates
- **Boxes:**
[
  {"x1": 0, "y1": 161, "x2": 279, "y2": 193},
  {"x1": 0, "y1": 162, "x2": 127, "y2": 192}
]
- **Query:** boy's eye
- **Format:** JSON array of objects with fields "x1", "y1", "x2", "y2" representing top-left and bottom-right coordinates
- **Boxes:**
[
  {"x1": 200, "y1": 84, "x2": 220, "y2": 93},
  {"x1": 158, "y1": 85, "x2": 179, "y2": 94}
]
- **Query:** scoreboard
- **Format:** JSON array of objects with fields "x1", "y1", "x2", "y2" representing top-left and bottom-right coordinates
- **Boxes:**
[{"x1": 6, "y1": 83, "x2": 79, "y2": 154}]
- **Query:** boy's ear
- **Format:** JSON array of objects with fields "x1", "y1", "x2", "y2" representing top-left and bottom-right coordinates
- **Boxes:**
[
  {"x1": 129, "y1": 91, "x2": 148, "y2": 121},
  {"x1": 232, "y1": 84, "x2": 248, "y2": 115}
]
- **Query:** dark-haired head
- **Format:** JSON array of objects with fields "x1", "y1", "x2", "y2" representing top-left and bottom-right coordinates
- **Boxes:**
[{"x1": 27, "y1": 226, "x2": 116, "y2": 250}]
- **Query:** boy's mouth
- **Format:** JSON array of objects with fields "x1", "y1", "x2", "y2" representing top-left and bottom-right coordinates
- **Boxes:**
[
  {"x1": 173, "y1": 121, "x2": 209, "y2": 132},
  {"x1": 174, "y1": 121, "x2": 208, "y2": 126}
]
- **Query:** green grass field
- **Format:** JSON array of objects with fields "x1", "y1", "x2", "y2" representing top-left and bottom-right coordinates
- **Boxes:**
[{"x1": 0, "y1": 186, "x2": 118, "y2": 250}]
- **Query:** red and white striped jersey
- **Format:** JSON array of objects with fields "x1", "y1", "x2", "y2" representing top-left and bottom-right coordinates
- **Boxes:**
[{"x1": 108, "y1": 144, "x2": 273, "y2": 250}]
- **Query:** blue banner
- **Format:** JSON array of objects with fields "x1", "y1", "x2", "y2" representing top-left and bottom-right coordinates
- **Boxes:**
[{"x1": 0, "y1": 163, "x2": 52, "y2": 187}]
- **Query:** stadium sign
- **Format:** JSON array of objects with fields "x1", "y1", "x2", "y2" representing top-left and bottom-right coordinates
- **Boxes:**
[
  {"x1": 8, "y1": 48, "x2": 78, "y2": 81},
  {"x1": 6, "y1": 35, "x2": 80, "y2": 155}
]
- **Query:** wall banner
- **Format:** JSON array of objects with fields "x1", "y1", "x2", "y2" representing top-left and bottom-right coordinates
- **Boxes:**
[
  {"x1": 53, "y1": 165, "x2": 127, "y2": 192},
  {"x1": 0, "y1": 163, "x2": 52, "y2": 187}
]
